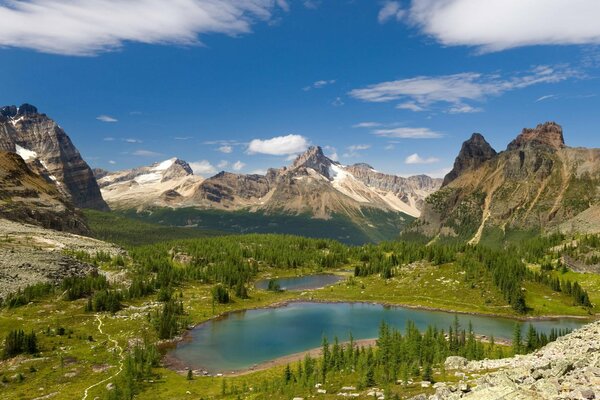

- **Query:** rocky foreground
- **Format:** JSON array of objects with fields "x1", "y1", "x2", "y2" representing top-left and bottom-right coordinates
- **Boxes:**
[
  {"x1": 427, "y1": 320, "x2": 600, "y2": 400},
  {"x1": 0, "y1": 218, "x2": 122, "y2": 298}
]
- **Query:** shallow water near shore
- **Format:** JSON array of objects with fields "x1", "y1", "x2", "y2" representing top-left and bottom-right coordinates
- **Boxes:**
[
  {"x1": 168, "y1": 301, "x2": 587, "y2": 373},
  {"x1": 254, "y1": 274, "x2": 344, "y2": 291}
]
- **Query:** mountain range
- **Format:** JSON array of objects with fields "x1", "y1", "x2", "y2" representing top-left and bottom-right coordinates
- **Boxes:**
[{"x1": 2, "y1": 103, "x2": 600, "y2": 245}]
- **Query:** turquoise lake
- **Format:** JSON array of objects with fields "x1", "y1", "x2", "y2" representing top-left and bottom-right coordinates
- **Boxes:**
[
  {"x1": 254, "y1": 274, "x2": 344, "y2": 291},
  {"x1": 168, "y1": 301, "x2": 587, "y2": 373}
]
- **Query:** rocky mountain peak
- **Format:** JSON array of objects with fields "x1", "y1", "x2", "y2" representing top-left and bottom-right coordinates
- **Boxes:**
[
  {"x1": 0, "y1": 104, "x2": 108, "y2": 210},
  {"x1": 290, "y1": 146, "x2": 334, "y2": 178},
  {"x1": 159, "y1": 158, "x2": 194, "y2": 181},
  {"x1": 442, "y1": 133, "x2": 497, "y2": 187},
  {"x1": 507, "y1": 121, "x2": 565, "y2": 151},
  {"x1": 350, "y1": 162, "x2": 375, "y2": 171}
]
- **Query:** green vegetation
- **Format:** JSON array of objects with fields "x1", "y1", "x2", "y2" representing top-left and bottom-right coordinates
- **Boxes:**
[
  {"x1": 1, "y1": 216, "x2": 599, "y2": 399},
  {"x1": 114, "y1": 207, "x2": 413, "y2": 245}
]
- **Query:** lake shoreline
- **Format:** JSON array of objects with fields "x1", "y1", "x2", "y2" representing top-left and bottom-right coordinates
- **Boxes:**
[{"x1": 162, "y1": 296, "x2": 594, "y2": 375}]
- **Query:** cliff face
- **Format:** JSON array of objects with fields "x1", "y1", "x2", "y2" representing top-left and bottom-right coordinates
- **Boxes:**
[
  {"x1": 414, "y1": 122, "x2": 600, "y2": 243},
  {"x1": 0, "y1": 151, "x2": 88, "y2": 234},
  {"x1": 442, "y1": 133, "x2": 497, "y2": 187},
  {"x1": 0, "y1": 104, "x2": 108, "y2": 210}
]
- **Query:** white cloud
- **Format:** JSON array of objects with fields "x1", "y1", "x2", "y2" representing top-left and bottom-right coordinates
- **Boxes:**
[
  {"x1": 303, "y1": 0, "x2": 320, "y2": 9},
  {"x1": 378, "y1": 1, "x2": 405, "y2": 24},
  {"x1": 447, "y1": 104, "x2": 482, "y2": 114},
  {"x1": 397, "y1": 102, "x2": 425, "y2": 112},
  {"x1": 303, "y1": 79, "x2": 336, "y2": 91},
  {"x1": 535, "y1": 94, "x2": 558, "y2": 102},
  {"x1": 373, "y1": 127, "x2": 442, "y2": 139},
  {"x1": 232, "y1": 160, "x2": 246, "y2": 171},
  {"x1": 250, "y1": 168, "x2": 267, "y2": 175},
  {"x1": 349, "y1": 65, "x2": 578, "y2": 112},
  {"x1": 384, "y1": 144, "x2": 395, "y2": 150},
  {"x1": 352, "y1": 122, "x2": 382, "y2": 128},
  {"x1": 133, "y1": 149, "x2": 162, "y2": 157},
  {"x1": 108, "y1": 160, "x2": 117, "y2": 165},
  {"x1": 248, "y1": 134, "x2": 309, "y2": 155},
  {"x1": 347, "y1": 144, "x2": 371, "y2": 152},
  {"x1": 218, "y1": 145, "x2": 233, "y2": 154},
  {"x1": 405, "y1": 153, "x2": 440, "y2": 164},
  {"x1": 174, "y1": 136, "x2": 193, "y2": 140},
  {"x1": 322, "y1": 145, "x2": 338, "y2": 161},
  {"x1": 343, "y1": 144, "x2": 371, "y2": 158},
  {"x1": 96, "y1": 115, "x2": 117, "y2": 123},
  {"x1": 406, "y1": 0, "x2": 600, "y2": 52},
  {"x1": 124, "y1": 138, "x2": 143, "y2": 143},
  {"x1": 189, "y1": 160, "x2": 217, "y2": 176},
  {"x1": 0, "y1": 0, "x2": 288, "y2": 56},
  {"x1": 217, "y1": 160, "x2": 229, "y2": 168}
]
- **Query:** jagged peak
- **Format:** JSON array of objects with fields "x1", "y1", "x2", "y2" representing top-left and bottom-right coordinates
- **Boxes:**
[
  {"x1": 0, "y1": 103, "x2": 39, "y2": 118},
  {"x1": 442, "y1": 132, "x2": 497, "y2": 187},
  {"x1": 290, "y1": 145, "x2": 334, "y2": 178},
  {"x1": 507, "y1": 121, "x2": 565, "y2": 151}
]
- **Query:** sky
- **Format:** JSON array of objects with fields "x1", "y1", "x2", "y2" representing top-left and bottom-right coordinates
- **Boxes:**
[{"x1": 2, "y1": 0, "x2": 600, "y2": 178}]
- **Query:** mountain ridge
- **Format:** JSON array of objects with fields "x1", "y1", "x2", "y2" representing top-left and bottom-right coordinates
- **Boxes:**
[{"x1": 412, "y1": 121, "x2": 600, "y2": 244}]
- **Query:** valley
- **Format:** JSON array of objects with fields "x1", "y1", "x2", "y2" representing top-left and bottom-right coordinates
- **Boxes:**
[{"x1": 0, "y1": 105, "x2": 599, "y2": 399}]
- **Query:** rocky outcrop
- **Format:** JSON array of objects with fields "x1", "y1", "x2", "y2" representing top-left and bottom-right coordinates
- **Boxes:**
[
  {"x1": 507, "y1": 121, "x2": 565, "y2": 152},
  {"x1": 413, "y1": 122, "x2": 600, "y2": 243},
  {"x1": 346, "y1": 163, "x2": 442, "y2": 211},
  {"x1": 194, "y1": 172, "x2": 271, "y2": 206},
  {"x1": 431, "y1": 320, "x2": 600, "y2": 399},
  {"x1": 442, "y1": 133, "x2": 497, "y2": 187},
  {"x1": 0, "y1": 104, "x2": 108, "y2": 210},
  {"x1": 0, "y1": 151, "x2": 88, "y2": 234},
  {"x1": 0, "y1": 218, "x2": 121, "y2": 298},
  {"x1": 289, "y1": 146, "x2": 333, "y2": 178}
]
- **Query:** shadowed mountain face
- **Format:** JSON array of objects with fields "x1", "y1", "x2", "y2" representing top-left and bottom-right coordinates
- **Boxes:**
[
  {"x1": 0, "y1": 104, "x2": 108, "y2": 210},
  {"x1": 0, "y1": 151, "x2": 88, "y2": 233},
  {"x1": 413, "y1": 122, "x2": 600, "y2": 244}
]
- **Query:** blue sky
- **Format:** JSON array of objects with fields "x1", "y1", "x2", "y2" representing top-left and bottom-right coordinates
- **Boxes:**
[{"x1": 2, "y1": 0, "x2": 600, "y2": 178}]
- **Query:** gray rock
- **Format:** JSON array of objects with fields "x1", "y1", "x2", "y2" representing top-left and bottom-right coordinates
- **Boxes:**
[{"x1": 445, "y1": 356, "x2": 469, "y2": 370}]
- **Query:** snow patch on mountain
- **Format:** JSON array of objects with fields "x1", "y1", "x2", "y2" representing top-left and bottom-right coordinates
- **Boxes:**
[{"x1": 15, "y1": 144, "x2": 38, "y2": 161}]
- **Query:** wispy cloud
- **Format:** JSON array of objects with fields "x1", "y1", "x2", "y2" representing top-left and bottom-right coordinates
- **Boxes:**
[
  {"x1": 406, "y1": 0, "x2": 600, "y2": 52},
  {"x1": 405, "y1": 153, "x2": 440, "y2": 165},
  {"x1": 103, "y1": 137, "x2": 115, "y2": 141},
  {"x1": 378, "y1": 1, "x2": 405, "y2": 24},
  {"x1": 133, "y1": 149, "x2": 162, "y2": 157},
  {"x1": 332, "y1": 97, "x2": 344, "y2": 107},
  {"x1": 232, "y1": 160, "x2": 246, "y2": 171},
  {"x1": 349, "y1": 65, "x2": 578, "y2": 113},
  {"x1": 0, "y1": 0, "x2": 288, "y2": 56},
  {"x1": 108, "y1": 160, "x2": 117, "y2": 165},
  {"x1": 174, "y1": 136, "x2": 193, "y2": 140},
  {"x1": 217, "y1": 160, "x2": 229, "y2": 169},
  {"x1": 124, "y1": 138, "x2": 143, "y2": 144},
  {"x1": 189, "y1": 160, "x2": 216, "y2": 176},
  {"x1": 218, "y1": 145, "x2": 233, "y2": 154},
  {"x1": 303, "y1": 0, "x2": 321, "y2": 9},
  {"x1": 248, "y1": 134, "x2": 309, "y2": 155},
  {"x1": 353, "y1": 122, "x2": 382, "y2": 128},
  {"x1": 343, "y1": 144, "x2": 371, "y2": 158},
  {"x1": 303, "y1": 79, "x2": 336, "y2": 91},
  {"x1": 535, "y1": 94, "x2": 558, "y2": 102},
  {"x1": 96, "y1": 115, "x2": 117, "y2": 123},
  {"x1": 373, "y1": 127, "x2": 442, "y2": 139}
]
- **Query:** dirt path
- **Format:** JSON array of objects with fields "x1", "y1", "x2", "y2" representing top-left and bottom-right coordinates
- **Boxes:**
[{"x1": 81, "y1": 315, "x2": 124, "y2": 400}]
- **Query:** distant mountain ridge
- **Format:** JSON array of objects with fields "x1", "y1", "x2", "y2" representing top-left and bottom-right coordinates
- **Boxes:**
[
  {"x1": 100, "y1": 145, "x2": 442, "y2": 219},
  {"x1": 0, "y1": 104, "x2": 107, "y2": 210},
  {"x1": 412, "y1": 122, "x2": 600, "y2": 244}
]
